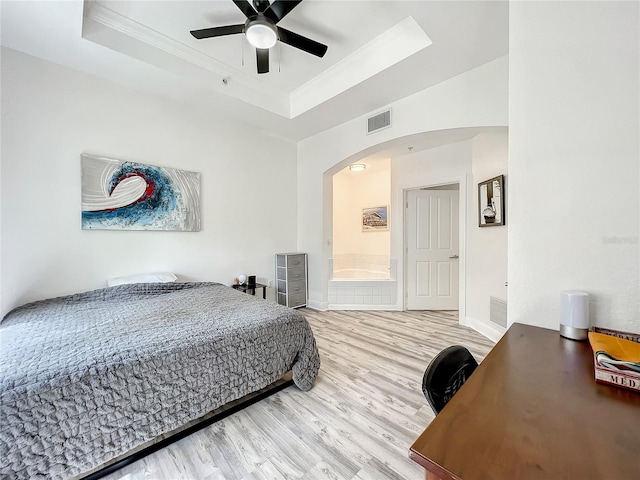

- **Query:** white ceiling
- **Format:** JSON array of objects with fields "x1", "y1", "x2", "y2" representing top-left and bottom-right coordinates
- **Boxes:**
[{"x1": 0, "y1": 0, "x2": 509, "y2": 141}]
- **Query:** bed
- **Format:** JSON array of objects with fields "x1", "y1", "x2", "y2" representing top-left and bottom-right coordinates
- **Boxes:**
[{"x1": 0, "y1": 282, "x2": 320, "y2": 479}]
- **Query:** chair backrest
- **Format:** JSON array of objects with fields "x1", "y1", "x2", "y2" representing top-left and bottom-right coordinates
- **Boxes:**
[{"x1": 422, "y1": 345, "x2": 478, "y2": 414}]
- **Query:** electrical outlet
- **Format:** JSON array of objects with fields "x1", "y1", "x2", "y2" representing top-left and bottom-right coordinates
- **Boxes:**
[{"x1": 268, "y1": 280, "x2": 273, "y2": 287}]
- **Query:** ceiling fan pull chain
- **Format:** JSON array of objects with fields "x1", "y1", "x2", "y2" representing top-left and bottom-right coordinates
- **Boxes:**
[
  {"x1": 278, "y1": 40, "x2": 281, "y2": 73},
  {"x1": 241, "y1": 33, "x2": 245, "y2": 66}
]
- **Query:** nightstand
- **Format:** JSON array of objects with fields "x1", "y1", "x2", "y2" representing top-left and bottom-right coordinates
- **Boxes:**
[{"x1": 232, "y1": 283, "x2": 267, "y2": 299}]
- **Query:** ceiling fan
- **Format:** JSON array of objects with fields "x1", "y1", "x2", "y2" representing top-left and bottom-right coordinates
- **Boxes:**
[{"x1": 190, "y1": 0, "x2": 328, "y2": 74}]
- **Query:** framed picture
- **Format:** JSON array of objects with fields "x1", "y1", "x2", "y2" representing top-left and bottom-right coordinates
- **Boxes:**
[
  {"x1": 362, "y1": 205, "x2": 389, "y2": 231},
  {"x1": 478, "y1": 175, "x2": 505, "y2": 227}
]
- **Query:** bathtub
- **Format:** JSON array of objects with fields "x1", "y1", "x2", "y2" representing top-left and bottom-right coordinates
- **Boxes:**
[
  {"x1": 328, "y1": 258, "x2": 398, "y2": 310},
  {"x1": 332, "y1": 268, "x2": 389, "y2": 279}
]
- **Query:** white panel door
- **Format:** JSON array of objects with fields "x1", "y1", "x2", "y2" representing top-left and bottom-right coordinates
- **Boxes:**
[{"x1": 406, "y1": 189, "x2": 459, "y2": 310}]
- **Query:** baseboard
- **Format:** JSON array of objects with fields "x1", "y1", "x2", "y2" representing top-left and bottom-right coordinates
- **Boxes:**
[
  {"x1": 462, "y1": 316, "x2": 506, "y2": 343},
  {"x1": 306, "y1": 299, "x2": 328, "y2": 311},
  {"x1": 328, "y1": 304, "x2": 402, "y2": 311}
]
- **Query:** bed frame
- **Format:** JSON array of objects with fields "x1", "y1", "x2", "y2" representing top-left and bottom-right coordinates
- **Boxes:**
[{"x1": 80, "y1": 373, "x2": 294, "y2": 480}]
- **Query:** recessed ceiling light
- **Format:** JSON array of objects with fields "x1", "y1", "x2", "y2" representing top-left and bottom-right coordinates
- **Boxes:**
[{"x1": 349, "y1": 164, "x2": 366, "y2": 172}]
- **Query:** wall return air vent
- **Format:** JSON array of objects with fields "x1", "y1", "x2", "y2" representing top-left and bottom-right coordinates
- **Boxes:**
[
  {"x1": 490, "y1": 296, "x2": 508, "y2": 328},
  {"x1": 367, "y1": 109, "x2": 391, "y2": 134}
]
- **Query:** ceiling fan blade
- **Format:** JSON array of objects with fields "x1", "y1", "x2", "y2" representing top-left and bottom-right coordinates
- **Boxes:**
[
  {"x1": 256, "y1": 48, "x2": 269, "y2": 74},
  {"x1": 190, "y1": 24, "x2": 244, "y2": 39},
  {"x1": 277, "y1": 27, "x2": 327, "y2": 58},
  {"x1": 232, "y1": 0, "x2": 257, "y2": 18},
  {"x1": 263, "y1": 0, "x2": 303, "y2": 23}
]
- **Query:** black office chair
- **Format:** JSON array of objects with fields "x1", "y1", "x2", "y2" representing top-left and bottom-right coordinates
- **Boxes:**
[{"x1": 422, "y1": 345, "x2": 478, "y2": 415}]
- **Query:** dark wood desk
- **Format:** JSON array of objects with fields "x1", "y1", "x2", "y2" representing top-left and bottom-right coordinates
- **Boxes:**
[{"x1": 409, "y1": 323, "x2": 640, "y2": 480}]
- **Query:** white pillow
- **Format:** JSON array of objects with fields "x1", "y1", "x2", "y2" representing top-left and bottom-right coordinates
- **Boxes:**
[{"x1": 107, "y1": 272, "x2": 177, "y2": 287}]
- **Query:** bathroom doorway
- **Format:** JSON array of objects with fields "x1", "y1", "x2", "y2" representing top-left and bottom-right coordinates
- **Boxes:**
[{"x1": 405, "y1": 184, "x2": 460, "y2": 310}]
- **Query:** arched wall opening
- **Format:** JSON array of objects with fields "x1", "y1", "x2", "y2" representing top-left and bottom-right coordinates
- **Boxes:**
[{"x1": 320, "y1": 127, "x2": 508, "y2": 339}]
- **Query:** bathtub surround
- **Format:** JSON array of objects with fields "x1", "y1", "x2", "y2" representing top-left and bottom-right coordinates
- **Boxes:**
[
  {"x1": 328, "y1": 259, "x2": 398, "y2": 309},
  {"x1": 328, "y1": 281, "x2": 398, "y2": 310}
]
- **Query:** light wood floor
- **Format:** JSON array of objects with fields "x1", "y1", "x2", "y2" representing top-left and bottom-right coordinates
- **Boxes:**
[{"x1": 104, "y1": 310, "x2": 495, "y2": 480}]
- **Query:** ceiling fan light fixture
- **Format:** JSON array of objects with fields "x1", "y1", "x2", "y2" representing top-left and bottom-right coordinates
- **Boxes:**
[
  {"x1": 349, "y1": 164, "x2": 366, "y2": 172},
  {"x1": 190, "y1": 0, "x2": 328, "y2": 74},
  {"x1": 245, "y1": 18, "x2": 278, "y2": 49}
]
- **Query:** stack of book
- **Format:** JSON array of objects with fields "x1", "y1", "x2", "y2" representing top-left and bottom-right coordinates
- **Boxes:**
[{"x1": 588, "y1": 327, "x2": 640, "y2": 392}]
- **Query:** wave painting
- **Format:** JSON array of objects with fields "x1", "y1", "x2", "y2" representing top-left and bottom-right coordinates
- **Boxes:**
[{"x1": 81, "y1": 154, "x2": 201, "y2": 231}]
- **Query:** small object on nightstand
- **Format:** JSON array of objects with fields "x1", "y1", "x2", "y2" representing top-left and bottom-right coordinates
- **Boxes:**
[
  {"x1": 248, "y1": 275, "x2": 256, "y2": 287},
  {"x1": 237, "y1": 274, "x2": 246, "y2": 285}
]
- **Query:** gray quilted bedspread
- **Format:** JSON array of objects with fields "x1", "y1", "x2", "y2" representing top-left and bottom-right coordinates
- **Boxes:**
[{"x1": 0, "y1": 282, "x2": 320, "y2": 479}]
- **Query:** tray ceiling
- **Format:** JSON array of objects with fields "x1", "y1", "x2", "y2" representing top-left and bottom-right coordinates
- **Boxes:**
[{"x1": 1, "y1": 0, "x2": 509, "y2": 141}]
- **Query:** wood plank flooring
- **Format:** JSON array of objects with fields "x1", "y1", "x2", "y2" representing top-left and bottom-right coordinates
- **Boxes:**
[{"x1": 103, "y1": 310, "x2": 495, "y2": 480}]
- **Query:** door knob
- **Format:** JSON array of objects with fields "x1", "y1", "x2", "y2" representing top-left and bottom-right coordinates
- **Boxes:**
[{"x1": 449, "y1": 255, "x2": 459, "y2": 259}]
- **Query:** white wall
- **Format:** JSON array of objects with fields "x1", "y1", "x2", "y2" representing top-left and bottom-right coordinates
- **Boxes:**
[
  {"x1": 509, "y1": 2, "x2": 639, "y2": 332},
  {"x1": 0, "y1": 47, "x2": 298, "y2": 316},
  {"x1": 298, "y1": 55, "x2": 509, "y2": 309},
  {"x1": 333, "y1": 165, "x2": 391, "y2": 257},
  {"x1": 466, "y1": 131, "x2": 508, "y2": 335}
]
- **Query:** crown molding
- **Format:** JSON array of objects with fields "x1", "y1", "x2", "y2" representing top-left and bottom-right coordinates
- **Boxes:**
[
  {"x1": 290, "y1": 16, "x2": 432, "y2": 118},
  {"x1": 82, "y1": 1, "x2": 290, "y2": 117}
]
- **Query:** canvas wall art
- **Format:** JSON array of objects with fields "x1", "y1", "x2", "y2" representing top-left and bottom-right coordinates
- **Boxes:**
[
  {"x1": 362, "y1": 206, "x2": 389, "y2": 231},
  {"x1": 81, "y1": 154, "x2": 201, "y2": 231}
]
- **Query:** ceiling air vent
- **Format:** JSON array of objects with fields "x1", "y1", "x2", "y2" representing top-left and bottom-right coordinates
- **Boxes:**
[{"x1": 367, "y1": 109, "x2": 391, "y2": 134}]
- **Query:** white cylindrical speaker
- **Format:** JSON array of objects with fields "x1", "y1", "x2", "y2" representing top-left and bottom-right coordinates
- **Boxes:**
[{"x1": 560, "y1": 291, "x2": 589, "y2": 341}]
